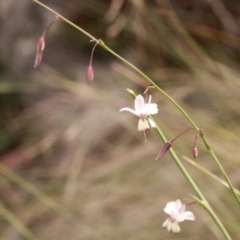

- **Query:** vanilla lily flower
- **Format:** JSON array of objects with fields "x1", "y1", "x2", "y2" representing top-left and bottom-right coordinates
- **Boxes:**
[
  {"x1": 162, "y1": 199, "x2": 195, "y2": 233},
  {"x1": 120, "y1": 94, "x2": 158, "y2": 132}
]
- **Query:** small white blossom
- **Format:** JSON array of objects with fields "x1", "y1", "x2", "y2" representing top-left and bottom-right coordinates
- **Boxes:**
[
  {"x1": 120, "y1": 94, "x2": 158, "y2": 132},
  {"x1": 162, "y1": 199, "x2": 195, "y2": 233}
]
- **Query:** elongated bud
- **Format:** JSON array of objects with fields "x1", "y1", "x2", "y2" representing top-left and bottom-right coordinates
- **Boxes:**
[
  {"x1": 33, "y1": 18, "x2": 57, "y2": 69},
  {"x1": 86, "y1": 66, "x2": 94, "y2": 84},
  {"x1": 192, "y1": 131, "x2": 200, "y2": 158},
  {"x1": 34, "y1": 36, "x2": 45, "y2": 68},
  {"x1": 155, "y1": 142, "x2": 172, "y2": 160},
  {"x1": 126, "y1": 88, "x2": 137, "y2": 98},
  {"x1": 155, "y1": 128, "x2": 193, "y2": 160},
  {"x1": 86, "y1": 40, "x2": 99, "y2": 85},
  {"x1": 192, "y1": 146, "x2": 198, "y2": 158}
]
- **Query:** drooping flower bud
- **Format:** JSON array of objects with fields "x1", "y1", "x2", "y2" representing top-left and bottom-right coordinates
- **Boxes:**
[
  {"x1": 192, "y1": 146, "x2": 198, "y2": 158},
  {"x1": 33, "y1": 17, "x2": 58, "y2": 69},
  {"x1": 192, "y1": 131, "x2": 200, "y2": 158},
  {"x1": 86, "y1": 66, "x2": 94, "y2": 84},
  {"x1": 85, "y1": 40, "x2": 99, "y2": 85},
  {"x1": 155, "y1": 141, "x2": 172, "y2": 160},
  {"x1": 34, "y1": 36, "x2": 45, "y2": 68},
  {"x1": 155, "y1": 128, "x2": 196, "y2": 161}
]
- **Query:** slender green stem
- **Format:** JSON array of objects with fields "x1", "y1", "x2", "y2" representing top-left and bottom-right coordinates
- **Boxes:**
[
  {"x1": 183, "y1": 156, "x2": 240, "y2": 196},
  {"x1": 0, "y1": 199, "x2": 37, "y2": 240},
  {"x1": 200, "y1": 133, "x2": 240, "y2": 206},
  {"x1": 89, "y1": 41, "x2": 99, "y2": 67},
  {"x1": 33, "y1": 0, "x2": 97, "y2": 41}
]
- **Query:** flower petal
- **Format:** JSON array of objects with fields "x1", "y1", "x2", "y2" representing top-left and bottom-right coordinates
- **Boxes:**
[
  {"x1": 134, "y1": 95, "x2": 145, "y2": 112},
  {"x1": 138, "y1": 104, "x2": 158, "y2": 118},
  {"x1": 178, "y1": 211, "x2": 195, "y2": 222},
  {"x1": 162, "y1": 218, "x2": 170, "y2": 228},
  {"x1": 179, "y1": 204, "x2": 186, "y2": 215},
  {"x1": 167, "y1": 221, "x2": 172, "y2": 232},
  {"x1": 145, "y1": 103, "x2": 158, "y2": 115},
  {"x1": 164, "y1": 201, "x2": 176, "y2": 215},
  {"x1": 171, "y1": 222, "x2": 181, "y2": 233},
  {"x1": 138, "y1": 106, "x2": 149, "y2": 118},
  {"x1": 119, "y1": 107, "x2": 139, "y2": 116},
  {"x1": 138, "y1": 119, "x2": 150, "y2": 132},
  {"x1": 171, "y1": 207, "x2": 181, "y2": 220},
  {"x1": 175, "y1": 199, "x2": 182, "y2": 210},
  {"x1": 174, "y1": 199, "x2": 186, "y2": 214},
  {"x1": 147, "y1": 118, "x2": 156, "y2": 129}
]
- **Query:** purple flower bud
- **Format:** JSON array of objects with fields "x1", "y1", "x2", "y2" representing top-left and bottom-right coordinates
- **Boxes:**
[
  {"x1": 34, "y1": 36, "x2": 45, "y2": 68},
  {"x1": 86, "y1": 66, "x2": 94, "y2": 85},
  {"x1": 192, "y1": 146, "x2": 198, "y2": 158},
  {"x1": 33, "y1": 18, "x2": 58, "y2": 69},
  {"x1": 155, "y1": 141, "x2": 172, "y2": 161}
]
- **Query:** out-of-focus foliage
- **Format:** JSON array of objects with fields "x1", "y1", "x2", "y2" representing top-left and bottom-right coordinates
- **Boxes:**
[{"x1": 0, "y1": 0, "x2": 240, "y2": 239}]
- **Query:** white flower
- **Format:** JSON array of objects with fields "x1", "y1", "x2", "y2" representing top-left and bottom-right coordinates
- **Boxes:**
[
  {"x1": 120, "y1": 94, "x2": 158, "y2": 132},
  {"x1": 162, "y1": 199, "x2": 195, "y2": 233}
]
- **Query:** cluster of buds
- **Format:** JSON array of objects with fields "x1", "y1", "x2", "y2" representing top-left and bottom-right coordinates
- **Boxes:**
[
  {"x1": 34, "y1": 17, "x2": 99, "y2": 85},
  {"x1": 155, "y1": 128, "x2": 200, "y2": 161}
]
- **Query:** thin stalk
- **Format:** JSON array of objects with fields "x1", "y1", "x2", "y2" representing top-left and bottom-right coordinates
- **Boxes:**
[
  {"x1": 182, "y1": 156, "x2": 240, "y2": 196},
  {"x1": 0, "y1": 163, "x2": 103, "y2": 240},
  {"x1": 169, "y1": 127, "x2": 194, "y2": 143},
  {"x1": 200, "y1": 133, "x2": 240, "y2": 206},
  {"x1": 0, "y1": 200, "x2": 37, "y2": 240},
  {"x1": 42, "y1": 17, "x2": 58, "y2": 39},
  {"x1": 89, "y1": 40, "x2": 99, "y2": 67},
  {"x1": 33, "y1": 0, "x2": 97, "y2": 41}
]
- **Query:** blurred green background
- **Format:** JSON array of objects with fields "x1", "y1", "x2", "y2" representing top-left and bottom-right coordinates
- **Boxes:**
[{"x1": 0, "y1": 0, "x2": 240, "y2": 239}]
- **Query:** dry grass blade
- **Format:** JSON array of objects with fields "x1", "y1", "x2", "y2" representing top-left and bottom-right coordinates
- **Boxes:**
[
  {"x1": 0, "y1": 199, "x2": 37, "y2": 240},
  {"x1": 182, "y1": 155, "x2": 240, "y2": 196},
  {"x1": 0, "y1": 163, "x2": 103, "y2": 240}
]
